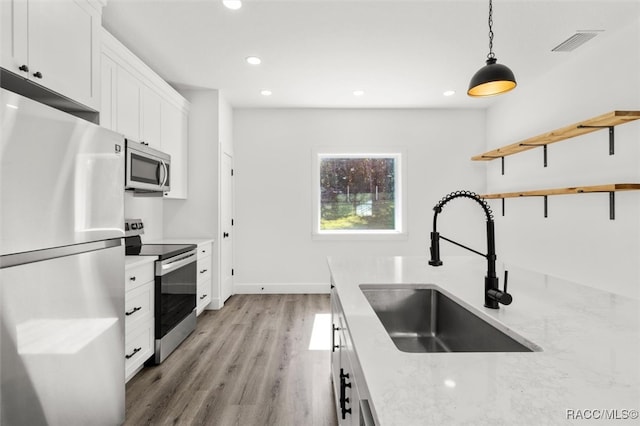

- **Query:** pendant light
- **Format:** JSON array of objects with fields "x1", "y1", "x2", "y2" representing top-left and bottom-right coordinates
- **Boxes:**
[{"x1": 467, "y1": 0, "x2": 516, "y2": 97}]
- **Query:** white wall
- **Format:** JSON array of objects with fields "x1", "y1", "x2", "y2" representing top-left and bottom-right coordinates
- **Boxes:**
[
  {"x1": 124, "y1": 193, "x2": 163, "y2": 241},
  {"x1": 233, "y1": 108, "x2": 486, "y2": 290},
  {"x1": 486, "y1": 17, "x2": 640, "y2": 299}
]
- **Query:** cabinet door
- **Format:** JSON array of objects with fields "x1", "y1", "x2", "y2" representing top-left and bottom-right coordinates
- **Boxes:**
[
  {"x1": 100, "y1": 54, "x2": 117, "y2": 130},
  {"x1": 161, "y1": 101, "x2": 188, "y2": 199},
  {"x1": 116, "y1": 66, "x2": 141, "y2": 140},
  {"x1": 0, "y1": 0, "x2": 29, "y2": 76},
  {"x1": 141, "y1": 86, "x2": 162, "y2": 148},
  {"x1": 28, "y1": 0, "x2": 100, "y2": 110}
]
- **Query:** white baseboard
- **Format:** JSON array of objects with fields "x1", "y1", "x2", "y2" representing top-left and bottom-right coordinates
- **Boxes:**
[{"x1": 233, "y1": 282, "x2": 330, "y2": 294}]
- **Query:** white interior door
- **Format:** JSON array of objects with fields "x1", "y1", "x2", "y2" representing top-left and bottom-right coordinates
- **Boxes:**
[{"x1": 220, "y1": 153, "x2": 234, "y2": 302}]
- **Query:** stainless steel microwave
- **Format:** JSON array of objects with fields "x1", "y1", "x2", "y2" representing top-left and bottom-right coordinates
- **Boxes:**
[{"x1": 125, "y1": 139, "x2": 171, "y2": 194}]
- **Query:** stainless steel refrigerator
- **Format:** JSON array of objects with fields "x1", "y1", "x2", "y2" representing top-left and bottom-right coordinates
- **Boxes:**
[{"x1": 0, "y1": 88, "x2": 125, "y2": 425}]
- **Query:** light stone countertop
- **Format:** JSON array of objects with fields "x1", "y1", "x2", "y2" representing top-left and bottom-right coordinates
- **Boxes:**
[
  {"x1": 124, "y1": 255, "x2": 157, "y2": 269},
  {"x1": 146, "y1": 238, "x2": 214, "y2": 246},
  {"x1": 327, "y1": 256, "x2": 640, "y2": 426}
]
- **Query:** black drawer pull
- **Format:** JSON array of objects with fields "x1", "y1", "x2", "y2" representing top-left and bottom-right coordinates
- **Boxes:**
[
  {"x1": 129, "y1": 276, "x2": 136, "y2": 281},
  {"x1": 32, "y1": 71, "x2": 43, "y2": 79},
  {"x1": 19, "y1": 64, "x2": 29, "y2": 72},
  {"x1": 125, "y1": 306, "x2": 142, "y2": 316},
  {"x1": 200, "y1": 294, "x2": 207, "y2": 300},
  {"x1": 125, "y1": 347, "x2": 141, "y2": 359},
  {"x1": 200, "y1": 269, "x2": 208, "y2": 274}
]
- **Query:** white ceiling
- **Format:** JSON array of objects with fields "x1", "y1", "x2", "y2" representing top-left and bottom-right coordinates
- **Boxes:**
[{"x1": 102, "y1": 0, "x2": 639, "y2": 109}]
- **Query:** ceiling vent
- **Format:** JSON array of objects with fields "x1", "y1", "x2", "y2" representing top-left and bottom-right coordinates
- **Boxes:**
[{"x1": 551, "y1": 31, "x2": 602, "y2": 52}]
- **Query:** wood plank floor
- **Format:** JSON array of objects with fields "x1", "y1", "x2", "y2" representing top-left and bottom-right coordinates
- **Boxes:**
[{"x1": 125, "y1": 294, "x2": 338, "y2": 426}]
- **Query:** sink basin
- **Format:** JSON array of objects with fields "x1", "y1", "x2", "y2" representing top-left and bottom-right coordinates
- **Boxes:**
[{"x1": 360, "y1": 284, "x2": 540, "y2": 353}]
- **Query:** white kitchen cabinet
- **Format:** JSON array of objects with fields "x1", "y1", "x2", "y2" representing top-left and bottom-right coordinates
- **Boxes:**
[
  {"x1": 331, "y1": 287, "x2": 375, "y2": 426},
  {"x1": 115, "y1": 66, "x2": 141, "y2": 141},
  {"x1": 125, "y1": 257, "x2": 156, "y2": 382},
  {"x1": 141, "y1": 86, "x2": 162, "y2": 148},
  {"x1": 0, "y1": 0, "x2": 101, "y2": 110},
  {"x1": 196, "y1": 241, "x2": 213, "y2": 315},
  {"x1": 100, "y1": 54, "x2": 117, "y2": 130},
  {"x1": 162, "y1": 100, "x2": 189, "y2": 199},
  {"x1": 101, "y1": 28, "x2": 189, "y2": 196}
]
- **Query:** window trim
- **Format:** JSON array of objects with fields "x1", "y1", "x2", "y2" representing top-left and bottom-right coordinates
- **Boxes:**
[{"x1": 311, "y1": 147, "x2": 407, "y2": 240}]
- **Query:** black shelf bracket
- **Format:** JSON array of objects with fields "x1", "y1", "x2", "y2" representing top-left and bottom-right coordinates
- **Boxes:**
[
  {"x1": 518, "y1": 143, "x2": 547, "y2": 168},
  {"x1": 610, "y1": 191, "x2": 615, "y2": 220},
  {"x1": 577, "y1": 125, "x2": 615, "y2": 155}
]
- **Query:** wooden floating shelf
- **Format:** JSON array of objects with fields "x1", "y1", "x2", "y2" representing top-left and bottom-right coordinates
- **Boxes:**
[
  {"x1": 472, "y1": 110, "x2": 640, "y2": 161},
  {"x1": 480, "y1": 183, "x2": 640, "y2": 199},
  {"x1": 481, "y1": 184, "x2": 640, "y2": 220}
]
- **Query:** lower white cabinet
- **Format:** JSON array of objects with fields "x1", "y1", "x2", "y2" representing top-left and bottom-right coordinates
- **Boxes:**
[
  {"x1": 196, "y1": 241, "x2": 213, "y2": 315},
  {"x1": 331, "y1": 287, "x2": 376, "y2": 426},
  {"x1": 125, "y1": 257, "x2": 155, "y2": 382}
]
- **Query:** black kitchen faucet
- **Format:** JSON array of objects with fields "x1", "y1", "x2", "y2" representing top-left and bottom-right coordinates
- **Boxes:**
[{"x1": 428, "y1": 190, "x2": 512, "y2": 309}]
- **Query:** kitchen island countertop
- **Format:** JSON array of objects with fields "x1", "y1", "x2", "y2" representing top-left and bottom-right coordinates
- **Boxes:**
[{"x1": 328, "y1": 256, "x2": 639, "y2": 425}]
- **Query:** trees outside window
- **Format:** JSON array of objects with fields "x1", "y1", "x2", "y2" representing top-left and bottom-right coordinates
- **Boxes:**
[{"x1": 316, "y1": 153, "x2": 402, "y2": 234}]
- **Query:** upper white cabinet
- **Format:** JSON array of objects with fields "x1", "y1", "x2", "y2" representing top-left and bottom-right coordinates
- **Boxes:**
[
  {"x1": 0, "y1": 0, "x2": 102, "y2": 110},
  {"x1": 101, "y1": 28, "x2": 189, "y2": 197},
  {"x1": 161, "y1": 100, "x2": 188, "y2": 199},
  {"x1": 141, "y1": 86, "x2": 162, "y2": 148},
  {"x1": 115, "y1": 66, "x2": 141, "y2": 141}
]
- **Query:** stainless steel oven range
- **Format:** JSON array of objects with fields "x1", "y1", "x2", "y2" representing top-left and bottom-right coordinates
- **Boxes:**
[{"x1": 125, "y1": 219, "x2": 197, "y2": 364}]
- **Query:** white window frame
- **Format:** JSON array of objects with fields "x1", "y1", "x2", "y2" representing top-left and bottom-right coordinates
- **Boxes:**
[{"x1": 312, "y1": 147, "x2": 407, "y2": 240}]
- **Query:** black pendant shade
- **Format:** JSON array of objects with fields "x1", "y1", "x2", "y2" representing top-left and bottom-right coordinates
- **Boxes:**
[
  {"x1": 467, "y1": 57, "x2": 517, "y2": 97},
  {"x1": 468, "y1": 0, "x2": 517, "y2": 97}
]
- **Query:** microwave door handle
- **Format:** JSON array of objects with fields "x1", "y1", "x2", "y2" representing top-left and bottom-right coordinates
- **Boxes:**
[
  {"x1": 161, "y1": 160, "x2": 168, "y2": 187},
  {"x1": 155, "y1": 162, "x2": 162, "y2": 184}
]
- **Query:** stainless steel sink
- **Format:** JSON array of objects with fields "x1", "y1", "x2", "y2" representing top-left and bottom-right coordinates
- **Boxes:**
[{"x1": 360, "y1": 284, "x2": 540, "y2": 353}]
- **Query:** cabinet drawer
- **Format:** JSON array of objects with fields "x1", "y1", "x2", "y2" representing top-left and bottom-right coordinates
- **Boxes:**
[
  {"x1": 197, "y1": 243, "x2": 212, "y2": 260},
  {"x1": 125, "y1": 281, "x2": 153, "y2": 330},
  {"x1": 125, "y1": 262, "x2": 155, "y2": 290},
  {"x1": 125, "y1": 318, "x2": 154, "y2": 381},
  {"x1": 197, "y1": 278, "x2": 212, "y2": 316},
  {"x1": 197, "y1": 255, "x2": 212, "y2": 283}
]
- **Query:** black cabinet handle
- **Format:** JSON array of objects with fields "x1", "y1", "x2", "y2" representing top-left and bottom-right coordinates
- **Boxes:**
[
  {"x1": 332, "y1": 325, "x2": 340, "y2": 352},
  {"x1": 19, "y1": 64, "x2": 29, "y2": 72},
  {"x1": 125, "y1": 347, "x2": 142, "y2": 359},
  {"x1": 125, "y1": 306, "x2": 142, "y2": 316},
  {"x1": 32, "y1": 71, "x2": 43, "y2": 79},
  {"x1": 129, "y1": 276, "x2": 136, "y2": 281},
  {"x1": 200, "y1": 294, "x2": 207, "y2": 300},
  {"x1": 200, "y1": 269, "x2": 208, "y2": 274},
  {"x1": 223, "y1": 232, "x2": 229, "y2": 238},
  {"x1": 339, "y1": 368, "x2": 352, "y2": 419}
]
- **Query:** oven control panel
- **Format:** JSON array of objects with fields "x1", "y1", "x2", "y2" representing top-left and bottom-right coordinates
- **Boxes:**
[{"x1": 124, "y1": 218, "x2": 144, "y2": 237}]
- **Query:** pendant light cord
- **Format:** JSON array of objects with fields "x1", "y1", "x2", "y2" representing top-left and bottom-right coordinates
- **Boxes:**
[{"x1": 487, "y1": 0, "x2": 495, "y2": 60}]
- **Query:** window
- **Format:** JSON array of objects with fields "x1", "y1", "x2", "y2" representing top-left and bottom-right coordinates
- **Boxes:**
[{"x1": 312, "y1": 150, "x2": 405, "y2": 238}]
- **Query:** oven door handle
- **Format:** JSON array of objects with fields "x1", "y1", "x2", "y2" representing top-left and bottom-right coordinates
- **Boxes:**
[{"x1": 157, "y1": 250, "x2": 197, "y2": 276}]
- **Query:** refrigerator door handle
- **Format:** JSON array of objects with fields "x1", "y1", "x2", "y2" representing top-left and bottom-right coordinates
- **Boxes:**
[{"x1": 0, "y1": 239, "x2": 122, "y2": 269}]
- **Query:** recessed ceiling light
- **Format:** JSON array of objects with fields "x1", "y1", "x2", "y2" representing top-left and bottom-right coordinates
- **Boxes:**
[
  {"x1": 353, "y1": 90, "x2": 365, "y2": 96},
  {"x1": 443, "y1": 90, "x2": 456, "y2": 97},
  {"x1": 223, "y1": 0, "x2": 242, "y2": 10},
  {"x1": 261, "y1": 90, "x2": 272, "y2": 96},
  {"x1": 246, "y1": 56, "x2": 262, "y2": 65}
]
